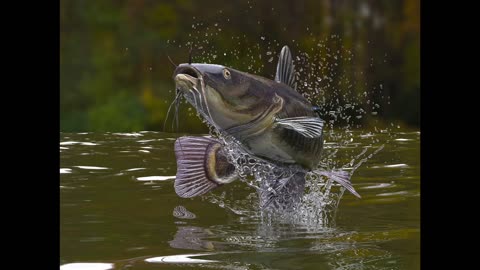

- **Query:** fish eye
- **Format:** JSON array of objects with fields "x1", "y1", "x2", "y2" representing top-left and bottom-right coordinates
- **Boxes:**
[{"x1": 223, "y1": 69, "x2": 231, "y2": 79}]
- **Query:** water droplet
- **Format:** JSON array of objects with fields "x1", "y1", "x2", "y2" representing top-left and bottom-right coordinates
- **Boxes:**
[
  {"x1": 266, "y1": 51, "x2": 272, "y2": 55},
  {"x1": 261, "y1": 36, "x2": 265, "y2": 40},
  {"x1": 268, "y1": 57, "x2": 274, "y2": 62}
]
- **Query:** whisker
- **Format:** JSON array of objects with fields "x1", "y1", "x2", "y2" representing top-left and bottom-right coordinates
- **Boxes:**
[
  {"x1": 174, "y1": 96, "x2": 180, "y2": 132},
  {"x1": 189, "y1": 89, "x2": 199, "y2": 111},
  {"x1": 167, "y1": 54, "x2": 178, "y2": 69},
  {"x1": 188, "y1": 43, "x2": 193, "y2": 65},
  {"x1": 198, "y1": 78, "x2": 218, "y2": 131},
  {"x1": 164, "y1": 91, "x2": 182, "y2": 132},
  {"x1": 192, "y1": 86, "x2": 203, "y2": 111}
]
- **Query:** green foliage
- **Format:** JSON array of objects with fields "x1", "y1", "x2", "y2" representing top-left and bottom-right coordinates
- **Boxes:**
[
  {"x1": 60, "y1": 0, "x2": 420, "y2": 132},
  {"x1": 88, "y1": 91, "x2": 147, "y2": 132}
]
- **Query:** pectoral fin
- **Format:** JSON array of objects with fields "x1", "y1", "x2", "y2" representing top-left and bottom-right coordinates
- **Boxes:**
[
  {"x1": 174, "y1": 136, "x2": 237, "y2": 198},
  {"x1": 317, "y1": 170, "x2": 361, "y2": 198},
  {"x1": 275, "y1": 116, "x2": 324, "y2": 138}
]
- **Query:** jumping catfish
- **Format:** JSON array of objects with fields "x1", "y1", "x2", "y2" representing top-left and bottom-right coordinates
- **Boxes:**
[{"x1": 172, "y1": 46, "x2": 361, "y2": 202}]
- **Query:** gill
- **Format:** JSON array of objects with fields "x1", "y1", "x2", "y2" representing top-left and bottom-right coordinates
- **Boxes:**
[{"x1": 198, "y1": 75, "x2": 222, "y2": 133}]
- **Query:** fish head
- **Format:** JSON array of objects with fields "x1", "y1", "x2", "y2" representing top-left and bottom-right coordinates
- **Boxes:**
[{"x1": 174, "y1": 63, "x2": 280, "y2": 131}]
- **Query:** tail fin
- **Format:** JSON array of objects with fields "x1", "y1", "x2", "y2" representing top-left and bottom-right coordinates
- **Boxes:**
[{"x1": 174, "y1": 136, "x2": 237, "y2": 198}]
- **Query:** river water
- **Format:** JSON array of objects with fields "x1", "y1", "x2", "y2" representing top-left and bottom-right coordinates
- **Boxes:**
[{"x1": 60, "y1": 130, "x2": 419, "y2": 270}]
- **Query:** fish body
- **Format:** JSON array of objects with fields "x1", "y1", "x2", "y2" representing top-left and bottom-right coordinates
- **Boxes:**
[
  {"x1": 172, "y1": 46, "x2": 360, "y2": 201},
  {"x1": 174, "y1": 47, "x2": 324, "y2": 170}
]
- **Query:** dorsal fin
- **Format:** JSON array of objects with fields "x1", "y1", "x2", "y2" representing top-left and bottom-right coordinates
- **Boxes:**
[{"x1": 275, "y1": 45, "x2": 297, "y2": 90}]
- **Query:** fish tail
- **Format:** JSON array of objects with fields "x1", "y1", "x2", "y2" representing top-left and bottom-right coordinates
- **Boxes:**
[{"x1": 174, "y1": 136, "x2": 238, "y2": 198}]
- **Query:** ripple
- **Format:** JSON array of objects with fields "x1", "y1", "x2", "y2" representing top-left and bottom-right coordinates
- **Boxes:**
[
  {"x1": 377, "y1": 191, "x2": 409, "y2": 197},
  {"x1": 360, "y1": 183, "x2": 394, "y2": 190},
  {"x1": 60, "y1": 168, "x2": 72, "y2": 174},
  {"x1": 136, "y1": 176, "x2": 176, "y2": 181},
  {"x1": 395, "y1": 138, "x2": 413, "y2": 141},
  {"x1": 112, "y1": 132, "x2": 143, "y2": 137},
  {"x1": 360, "y1": 133, "x2": 375, "y2": 138},
  {"x1": 137, "y1": 139, "x2": 156, "y2": 143},
  {"x1": 145, "y1": 253, "x2": 218, "y2": 264},
  {"x1": 75, "y1": 166, "x2": 109, "y2": 170},
  {"x1": 125, "y1": 168, "x2": 146, "y2": 171},
  {"x1": 60, "y1": 141, "x2": 98, "y2": 146},
  {"x1": 371, "y1": 164, "x2": 408, "y2": 169},
  {"x1": 60, "y1": 263, "x2": 113, "y2": 270},
  {"x1": 173, "y1": 206, "x2": 197, "y2": 219}
]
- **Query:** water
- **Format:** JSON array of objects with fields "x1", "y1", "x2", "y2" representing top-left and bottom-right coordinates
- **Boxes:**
[{"x1": 60, "y1": 130, "x2": 420, "y2": 269}]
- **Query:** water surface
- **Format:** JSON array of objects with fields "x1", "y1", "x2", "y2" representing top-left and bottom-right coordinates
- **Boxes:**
[{"x1": 60, "y1": 131, "x2": 420, "y2": 269}]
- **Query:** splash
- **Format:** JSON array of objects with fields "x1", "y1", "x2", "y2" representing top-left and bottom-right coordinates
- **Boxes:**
[{"x1": 168, "y1": 21, "x2": 399, "y2": 227}]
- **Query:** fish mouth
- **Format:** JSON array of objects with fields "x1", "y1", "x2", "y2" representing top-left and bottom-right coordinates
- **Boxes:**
[
  {"x1": 173, "y1": 65, "x2": 217, "y2": 128},
  {"x1": 174, "y1": 65, "x2": 203, "y2": 106},
  {"x1": 174, "y1": 66, "x2": 201, "y2": 89}
]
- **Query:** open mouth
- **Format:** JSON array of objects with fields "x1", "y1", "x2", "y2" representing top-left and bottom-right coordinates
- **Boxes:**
[
  {"x1": 172, "y1": 64, "x2": 218, "y2": 131},
  {"x1": 174, "y1": 66, "x2": 202, "y2": 94},
  {"x1": 173, "y1": 66, "x2": 207, "y2": 115},
  {"x1": 174, "y1": 65, "x2": 200, "y2": 78}
]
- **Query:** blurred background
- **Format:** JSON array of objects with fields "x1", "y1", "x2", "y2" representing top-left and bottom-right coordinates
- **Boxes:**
[{"x1": 60, "y1": 0, "x2": 419, "y2": 133}]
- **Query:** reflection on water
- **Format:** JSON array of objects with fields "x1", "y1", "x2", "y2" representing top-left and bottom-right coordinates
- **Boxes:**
[{"x1": 60, "y1": 131, "x2": 419, "y2": 270}]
